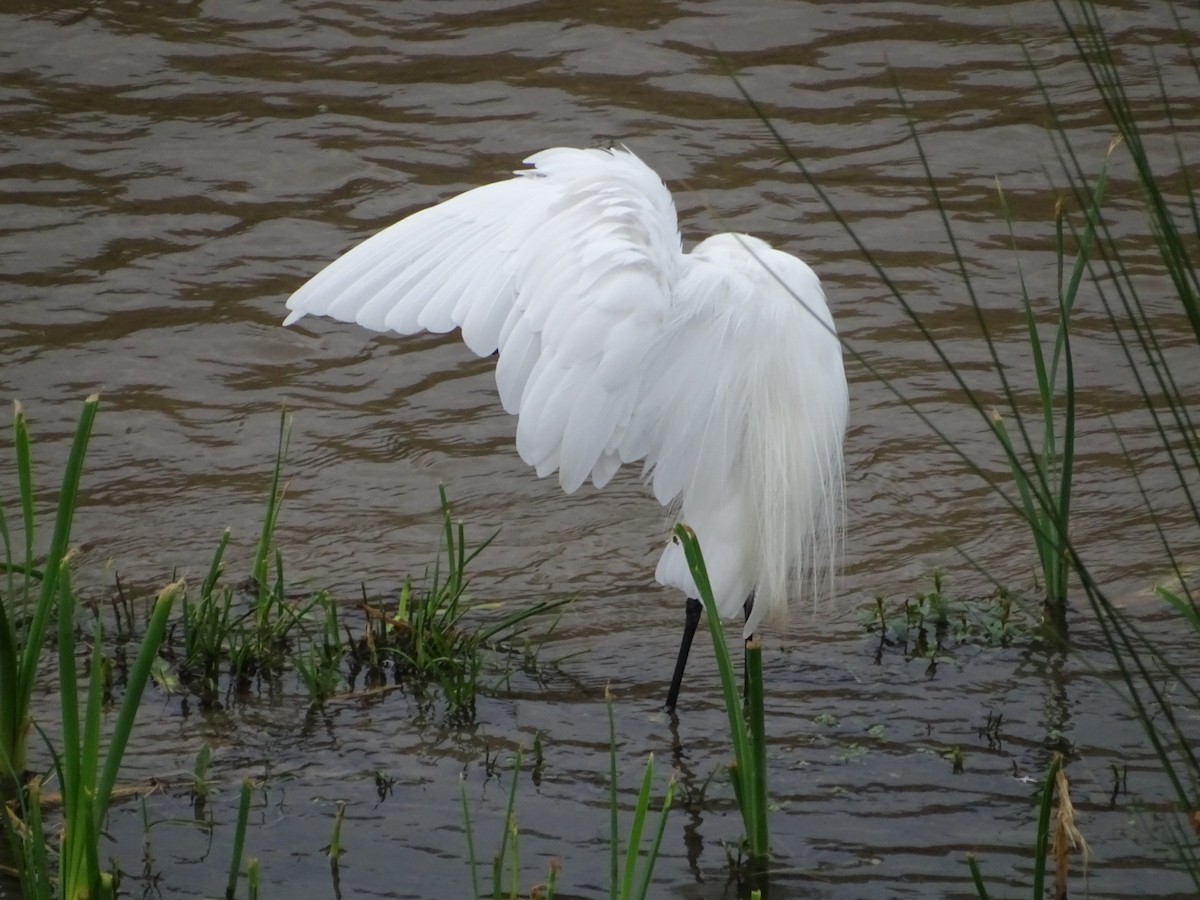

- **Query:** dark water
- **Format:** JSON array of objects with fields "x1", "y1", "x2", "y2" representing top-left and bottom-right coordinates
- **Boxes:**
[{"x1": 2, "y1": 1, "x2": 1198, "y2": 897}]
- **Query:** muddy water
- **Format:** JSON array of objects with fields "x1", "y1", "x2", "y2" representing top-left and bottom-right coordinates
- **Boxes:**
[{"x1": 2, "y1": 1, "x2": 1198, "y2": 897}]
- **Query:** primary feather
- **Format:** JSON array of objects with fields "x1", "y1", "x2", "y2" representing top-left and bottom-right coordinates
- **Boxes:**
[{"x1": 285, "y1": 147, "x2": 847, "y2": 637}]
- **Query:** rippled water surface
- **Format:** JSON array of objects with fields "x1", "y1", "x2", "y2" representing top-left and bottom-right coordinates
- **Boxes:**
[{"x1": 2, "y1": 1, "x2": 1198, "y2": 898}]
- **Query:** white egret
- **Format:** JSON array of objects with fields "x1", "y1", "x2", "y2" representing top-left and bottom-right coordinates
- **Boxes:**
[{"x1": 284, "y1": 147, "x2": 847, "y2": 710}]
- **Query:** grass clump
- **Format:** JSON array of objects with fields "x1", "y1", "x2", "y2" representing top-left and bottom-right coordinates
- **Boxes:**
[
  {"x1": 343, "y1": 484, "x2": 567, "y2": 722},
  {"x1": 864, "y1": 571, "x2": 1038, "y2": 665},
  {"x1": 310, "y1": 484, "x2": 570, "y2": 723},
  {"x1": 152, "y1": 415, "x2": 564, "y2": 724},
  {"x1": 169, "y1": 412, "x2": 317, "y2": 707}
]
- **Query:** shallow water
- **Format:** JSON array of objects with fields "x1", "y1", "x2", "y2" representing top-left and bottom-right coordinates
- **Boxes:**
[{"x1": 2, "y1": 0, "x2": 1198, "y2": 897}]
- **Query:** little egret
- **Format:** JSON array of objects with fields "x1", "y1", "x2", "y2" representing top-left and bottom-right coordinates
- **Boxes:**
[{"x1": 284, "y1": 147, "x2": 847, "y2": 710}]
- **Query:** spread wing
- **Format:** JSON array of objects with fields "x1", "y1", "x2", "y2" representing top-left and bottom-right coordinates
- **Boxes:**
[{"x1": 285, "y1": 147, "x2": 683, "y2": 493}]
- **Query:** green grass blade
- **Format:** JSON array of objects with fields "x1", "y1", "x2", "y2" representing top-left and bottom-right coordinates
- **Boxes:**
[
  {"x1": 673, "y1": 525, "x2": 766, "y2": 860},
  {"x1": 78, "y1": 625, "x2": 107, "y2": 895},
  {"x1": 227, "y1": 778, "x2": 254, "y2": 900},
  {"x1": 607, "y1": 689, "x2": 619, "y2": 900},
  {"x1": 460, "y1": 774, "x2": 482, "y2": 900},
  {"x1": 22, "y1": 778, "x2": 55, "y2": 899},
  {"x1": 1157, "y1": 586, "x2": 1200, "y2": 631},
  {"x1": 633, "y1": 772, "x2": 675, "y2": 900},
  {"x1": 673, "y1": 527, "x2": 750, "y2": 762},
  {"x1": 203, "y1": 528, "x2": 231, "y2": 600},
  {"x1": 56, "y1": 560, "x2": 81, "y2": 821},
  {"x1": 1031, "y1": 754, "x2": 1063, "y2": 898},
  {"x1": 55, "y1": 565, "x2": 93, "y2": 899},
  {"x1": 95, "y1": 580, "x2": 179, "y2": 826},
  {"x1": 80, "y1": 618, "x2": 106, "y2": 808},
  {"x1": 965, "y1": 853, "x2": 991, "y2": 900},
  {"x1": 0, "y1": 473, "x2": 20, "y2": 775},
  {"x1": 492, "y1": 747, "x2": 521, "y2": 900},
  {"x1": 19, "y1": 395, "x2": 98, "y2": 726},
  {"x1": 254, "y1": 410, "x2": 290, "y2": 611},
  {"x1": 619, "y1": 754, "x2": 655, "y2": 900},
  {"x1": 1053, "y1": 295, "x2": 1077, "y2": 603},
  {"x1": 14, "y1": 401, "x2": 35, "y2": 608}
]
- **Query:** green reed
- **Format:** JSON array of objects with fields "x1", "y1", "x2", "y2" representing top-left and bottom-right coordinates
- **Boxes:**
[
  {"x1": 967, "y1": 754, "x2": 1066, "y2": 900},
  {"x1": 460, "y1": 747, "x2": 541, "y2": 900},
  {"x1": 606, "y1": 688, "x2": 675, "y2": 900},
  {"x1": 226, "y1": 778, "x2": 255, "y2": 900},
  {"x1": 253, "y1": 409, "x2": 291, "y2": 620},
  {"x1": 1046, "y1": 1, "x2": 1199, "y2": 884},
  {"x1": 0, "y1": 393, "x2": 158, "y2": 898},
  {"x1": 366, "y1": 483, "x2": 568, "y2": 721},
  {"x1": 4, "y1": 573, "x2": 179, "y2": 900},
  {"x1": 673, "y1": 525, "x2": 769, "y2": 876},
  {"x1": 459, "y1": 702, "x2": 672, "y2": 900},
  {"x1": 737, "y1": 76, "x2": 1112, "y2": 642},
  {"x1": 166, "y1": 419, "x2": 563, "y2": 718},
  {"x1": 987, "y1": 140, "x2": 1116, "y2": 632},
  {"x1": 0, "y1": 396, "x2": 98, "y2": 786}
]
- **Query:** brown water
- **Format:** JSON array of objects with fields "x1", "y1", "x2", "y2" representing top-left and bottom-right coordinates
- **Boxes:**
[{"x1": 3, "y1": 1, "x2": 1198, "y2": 897}]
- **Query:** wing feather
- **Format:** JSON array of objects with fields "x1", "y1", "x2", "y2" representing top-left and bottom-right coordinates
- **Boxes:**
[
  {"x1": 635, "y1": 235, "x2": 847, "y2": 632},
  {"x1": 286, "y1": 147, "x2": 682, "y2": 494}
]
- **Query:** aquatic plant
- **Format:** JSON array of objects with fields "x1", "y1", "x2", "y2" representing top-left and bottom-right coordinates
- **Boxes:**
[
  {"x1": 1043, "y1": 1, "x2": 1200, "y2": 883},
  {"x1": 4, "y1": 575, "x2": 178, "y2": 900},
  {"x1": 967, "y1": 754, "x2": 1087, "y2": 900},
  {"x1": 348, "y1": 483, "x2": 569, "y2": 722},
  {"x1": 226, "y1": 777, "x2": 256, "y2": 900},
  {"x1": 0, "y1": 396, "x2": 98, "y2": 787},
  {"x1": 461, "y1": 747, "x2": 562, "y2": 900},
  {"x1": 173, "y1": 413, "x2": 317, "y2": 706},
  {"x1": 605, "y1": 688, "x2": 675, "y2": 900},
  {"x1": 865, "y1": 571, "x2": 1037, "y2": 664},
  {"x1": 674, "y1": 525, "x2": 770, "y2": 879},
  {"x1": 458, "y1": 701, "x2": 674, "y2": 900},
  {"x1": 0, "y1": 397, "x2": 181, "y2": 899},
  {"x1": 162, "y1": 414, "x2": 564, "y2": 719}
]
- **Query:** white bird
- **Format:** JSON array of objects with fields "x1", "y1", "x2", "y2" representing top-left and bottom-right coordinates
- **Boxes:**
[{"x1": 284, "y1": 147, "x2": 847, "y2": 710}]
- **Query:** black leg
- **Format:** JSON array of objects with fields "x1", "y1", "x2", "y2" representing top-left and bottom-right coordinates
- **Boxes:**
[
  {"x1": 665, "y1": 597, "x2": 702, "y2": 711},
  {"x1": 742, "y1": 592, "x2": 755, "y2": 694},
  {"x1": 742, "y1": 592, "x2": 755, "y2": 638}
]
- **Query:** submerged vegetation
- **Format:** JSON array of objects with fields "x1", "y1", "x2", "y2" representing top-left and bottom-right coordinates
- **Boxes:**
[{"x1": 864, "y1": 571, "x2": 1039, "y2": 665}]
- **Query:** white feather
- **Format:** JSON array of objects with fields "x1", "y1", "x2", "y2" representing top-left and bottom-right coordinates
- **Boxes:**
[{"x1": 285, "y1": 148, "x2": 847, "y2": 638}]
